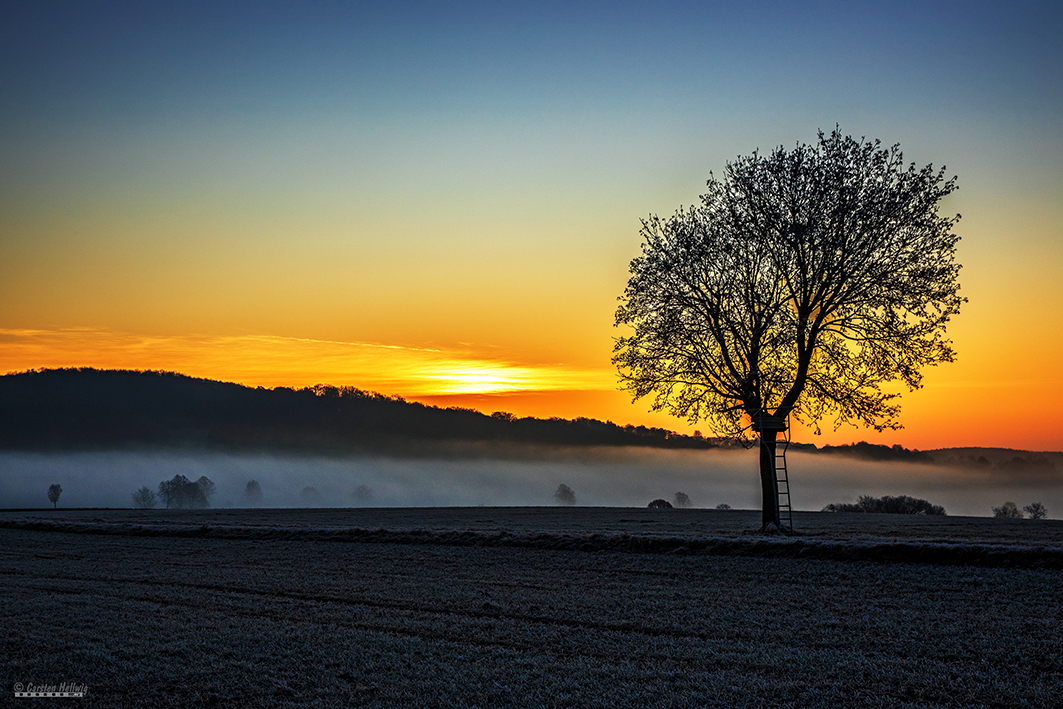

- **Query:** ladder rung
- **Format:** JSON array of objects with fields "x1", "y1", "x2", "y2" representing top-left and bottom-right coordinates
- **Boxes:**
[{"x1": 772, "y1": 415, "x2": 794, "y2": 530}]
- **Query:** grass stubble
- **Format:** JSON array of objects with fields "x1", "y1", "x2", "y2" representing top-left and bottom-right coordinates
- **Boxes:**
[{"x1": 1, "y1": 509, "x2": 1061, "y2": 708}]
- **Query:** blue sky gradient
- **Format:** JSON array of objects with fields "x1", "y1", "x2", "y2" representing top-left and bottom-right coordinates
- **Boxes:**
[{"x1": 2, "y1": 1, "x2": 1062, "y2": 448}]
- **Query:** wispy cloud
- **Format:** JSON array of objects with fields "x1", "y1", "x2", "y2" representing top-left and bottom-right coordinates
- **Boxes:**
[{"x1": 0, "y1": 327, "x2": 611, "y2": 396}]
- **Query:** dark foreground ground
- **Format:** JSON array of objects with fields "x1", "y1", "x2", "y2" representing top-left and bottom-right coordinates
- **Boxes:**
[{"x1": 2, "y1": 508, "x2": 1062, "y2": 708}]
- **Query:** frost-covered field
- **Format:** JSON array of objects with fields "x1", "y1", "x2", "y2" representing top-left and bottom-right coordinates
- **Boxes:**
[{"x1": 2, "y1": 509, "x2": 1062, "y2": 707}]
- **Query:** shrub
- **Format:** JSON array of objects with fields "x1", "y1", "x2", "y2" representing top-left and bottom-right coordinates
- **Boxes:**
[
  {"x1": 715, "y1": 503, "x2": 732, "y2": 510},
  {"x1": 648, "y1": 499, "x2": 673, "y2": 509},
  {"x1": 823, "y1": 495, "x2": 946, "y2": 515},
  {"x1": 992, "y1": 501, "x2": 1023, "y2": 519},
  {"x1": 554, "y1": 484, "x2": 576, "y2": 506},
  {"x1": 674, "y1": 492, "x2": 692, "y2": 508},
  {"x1": 1023, "y1": 502, "x2": 1048, "y2": 520}
]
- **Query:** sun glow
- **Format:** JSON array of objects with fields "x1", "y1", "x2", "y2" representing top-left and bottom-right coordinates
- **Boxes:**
[{"x1": 426, "y1": 364, "x2": 531, "y2": 394}]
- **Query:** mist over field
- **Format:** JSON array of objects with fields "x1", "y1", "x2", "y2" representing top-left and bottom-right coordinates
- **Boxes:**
[{"x1": 2, "y1": 447, "x2": 1060, "y2": 518}]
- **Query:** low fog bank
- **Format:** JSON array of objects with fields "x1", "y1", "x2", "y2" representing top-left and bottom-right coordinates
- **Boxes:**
[
  {"x1": 0, "y1": 448, "x2": 754, "y2": 511},
  {"x1": 1, "y1": 447, "x2": 1060, "y2": 517},
  {"x1": 788, "y1": 452, "x2": 1062, "y2": 518}
]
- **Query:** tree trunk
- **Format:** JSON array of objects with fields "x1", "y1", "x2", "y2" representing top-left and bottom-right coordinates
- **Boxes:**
[{"x1": 759, "y1": 431, "x2": 780, "y2": 529}]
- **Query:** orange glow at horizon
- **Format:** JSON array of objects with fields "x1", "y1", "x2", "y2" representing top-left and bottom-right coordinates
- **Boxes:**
[
  {"x1": 4, "y1": 326, "x2": 1062, "y2": 452},
  {"x1": 0, "y1": 327, "x2": 610, "y2": 397}
]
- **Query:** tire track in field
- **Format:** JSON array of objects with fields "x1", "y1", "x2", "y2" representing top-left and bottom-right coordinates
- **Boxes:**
[
  {"x1": 4, "y1": 567, "x2": 728, "y2": 643},
  {"x1": 3, "y1": 571, "x2": 739, "y2": 667}
]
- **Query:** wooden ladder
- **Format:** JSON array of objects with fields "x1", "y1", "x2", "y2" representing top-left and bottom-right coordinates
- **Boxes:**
[{"x1": 775, "y1": 426, "x2": 793, "y2": 532}]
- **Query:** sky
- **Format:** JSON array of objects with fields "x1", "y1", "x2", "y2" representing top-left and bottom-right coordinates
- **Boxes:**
[{"x1": 2, "y1": 1, "x2": 1062, "y2": 451}]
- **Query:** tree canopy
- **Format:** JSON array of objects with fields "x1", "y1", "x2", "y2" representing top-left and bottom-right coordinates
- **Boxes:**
[{"x1": 614, "y1": 129, "x2": 964, "y2": 440}]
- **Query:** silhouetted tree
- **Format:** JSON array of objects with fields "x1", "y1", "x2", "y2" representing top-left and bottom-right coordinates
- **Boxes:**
[
  {"x1": 715, "y1": 503, "x2": 731, "y2": 510},
  {"x1": 131, "y1": 486, "x2": 157, "y2": 509},
  {"x1": 1024, "y1": 502, "x2": 1048, "y2": 520},
  {"x1": 47, "y1": 483, "x2": 62, "y2": 509},
  {"x1": 615, "y1": 129, "x2": 963, "y2": 530},
  {"x1": 993, "y1": 501, "x2": 1023, "y2": 519},
  {"x1": 674, "y1": 492, "x2": 692, "y2": 508},
  {"x1": 648, "y1": 498, "x2": 673, "y2": 509},
  {"x1": 158, "y1": 478, "x2": 176, "y2": 508},
  {"x1": 245, "y1": 480, "x2": 263, "y2": 505},
  {"x1": 554, "y1": 484, "x2": 576, "y2": 506}
]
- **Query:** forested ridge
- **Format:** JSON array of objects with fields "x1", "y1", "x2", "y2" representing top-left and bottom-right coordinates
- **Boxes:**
[
  {"x1": 0, "y1": 368, "x2": 716, "y2": 454},
  {"x1": 3, "y1": 369, "x2": 1056, "y2": 470}
]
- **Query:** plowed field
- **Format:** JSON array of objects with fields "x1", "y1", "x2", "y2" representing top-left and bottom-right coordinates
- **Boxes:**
[{"x1": 3, "y1": 508, "x2": 1061, "y2": 707}]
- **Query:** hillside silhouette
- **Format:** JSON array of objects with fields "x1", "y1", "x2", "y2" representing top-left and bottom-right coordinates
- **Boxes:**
[
  {"x1": 3, "y1": 369, "x2": 1056, "y2": 468},
  {"x1": 0, "y1": 368, "x2": 717, "y2": 454}
]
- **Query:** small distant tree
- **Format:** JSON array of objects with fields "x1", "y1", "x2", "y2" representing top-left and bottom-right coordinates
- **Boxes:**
[
  {"x1": 47, "y1": 483, "x2": 62, "y2": 509},
  {"x1": 648, "y1": 499, "x2": 673, "y2": 509},
  {"x1": 992, "y1": 501, "x2": 1023, "y2": 519},
  {"x1": 196, "y1": 476, "x2": 216, "y2": 504},
  {"x1": 245, "y1": 480, "x2": 263, "y2": 505},
  {"x1": 158, "y1": 478, "x2": 176, "y2": 508},
  {"x1": 674, "y1": 492, "x2": 692, "y2": 508},
  {"x1": 353, "y1": 484, "x2": 372, "y2": 504},
  {"x1": 1023, "y1": 502, "x2": 1048, "y2": 520},
  {"x1": 715, "y1": 503, "x2": 732, "y2": 510},
  {"x1": 131, "y1": 486, "x2": 157, "y2": 509},
  {"x1": 554, "y1": 484, "x2": 576, "y2": 506}
]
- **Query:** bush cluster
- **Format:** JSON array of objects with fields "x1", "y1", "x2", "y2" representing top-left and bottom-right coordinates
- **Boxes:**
[{"x1": 823, "y1": 495, "x2": 946, "y2": 516}]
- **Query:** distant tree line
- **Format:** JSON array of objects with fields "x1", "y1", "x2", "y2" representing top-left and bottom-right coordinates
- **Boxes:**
[
  {"x1": 945, "y1": 454, "x2": 1056, "y2": 473},
  {"x1": 815, "y1": 443, "x2": 934, "y2": 464},
  {"x1": 0, "y1": 369, "x2": 719, "y2": 454}
]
